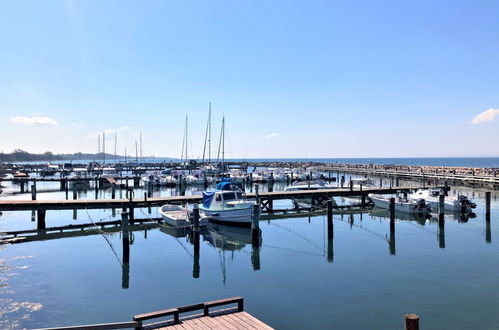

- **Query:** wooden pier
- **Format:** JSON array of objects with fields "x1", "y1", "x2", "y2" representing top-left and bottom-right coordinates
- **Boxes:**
[
  {"x1": 319, "y1": 164, "x2": 499, "y2": 188},
  {"x1": 0, "y1": 186, "x2": 428, "y2": 212},
  {"x1": 40, "y1": 297, "x2": 273, "y2": 330}
]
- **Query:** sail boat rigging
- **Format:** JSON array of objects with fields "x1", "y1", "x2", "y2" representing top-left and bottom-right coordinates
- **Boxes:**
[
  {"x1": 216, "y1": 116, "x2": 225, "y2": 171},
  {"x1": 202, "y1": 103, "x2": 212, "y2": 163}
]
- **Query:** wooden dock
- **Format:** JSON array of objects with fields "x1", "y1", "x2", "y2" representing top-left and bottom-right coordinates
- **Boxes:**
[
  {"x1": 319, "y1": 164, "x2": 499, "y2": 188},
  {"x1": 41, "y1": 297, "x2": 273, "y2": 330},
  {"x1": 0, "y1": 186, "x2": 428, "y2": 212}
]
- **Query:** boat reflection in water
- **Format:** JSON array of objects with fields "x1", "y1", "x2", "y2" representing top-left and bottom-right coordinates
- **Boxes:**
[
  {"x1": 370, "y1": 207, "x2": 475, "y2": 224},
  {"x1": 159, "y1": 219, "x2": 262, "y2": 282}
]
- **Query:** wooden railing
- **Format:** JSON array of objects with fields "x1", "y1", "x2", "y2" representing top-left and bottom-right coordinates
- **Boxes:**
[
  {"x1": 39, "y1": 297, "x2": 244, "y2": 330},
  {"x1": 133, "y1": 296, "x2": 244, "y2": 328}
]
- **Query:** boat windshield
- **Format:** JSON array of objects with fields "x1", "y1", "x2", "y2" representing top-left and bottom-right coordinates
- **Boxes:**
[{"x1": 223, "y1": 192, "x2": 236, "y2": 200}]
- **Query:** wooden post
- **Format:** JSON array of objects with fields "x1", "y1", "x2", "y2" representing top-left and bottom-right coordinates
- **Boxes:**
[
  {"x1": 379, "y1": 178, "x2": 383, "y2": 187},
  {"x1": 192, "y1": 204, "x2": 200, "y2": 231},
  {"x1": 436, "y1": 209, "x2": 444, "y2": 248},
  {"x1": 121, "y1": 212, "x2": 130, "y2": 289},
  {"x1": 20, "y1": 180, "x2": 25, "y2": 193},
  {"x1": 404, "y1": 314, "x2": 420, "y2": 330},
  {"x1": 349, "y1": 179, "x2": 353, "y2": 192},
  {"x1": 327, "y1": 200, "x2": 334, "y2": 239},
  {"x1": 389, "y1": 198, "x2": 395, "y2": 229},
  {"x1": 252, "y1": 204, "x2": 260, "y2": 247},
  {"x1": 486, "y1": 210, "x2": 491, "y2": 243},
  {"x1": 439, "y1": 194, "x2": 445, "y2": 216},
  {"x1": 486, "y1": 191, "x2": 491, "y2": 217},
  {"x1": 134, "y1": 177, "x2": 140, "y2": 187},
  {"x1": 31, "y1": 184, "x2": 36, "y2": 200},
  {"x1": 95, "y1": 178, "x2": 99, "y2": 199},
  {"x1": 111, "y1": 183, "x2": 116, "y2": 199},
  {"x1": 37, "y1": 209, "x2": 46, "y2": 230}
]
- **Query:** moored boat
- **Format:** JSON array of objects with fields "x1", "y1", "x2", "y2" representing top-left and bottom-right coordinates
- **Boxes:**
[
  {"x1": 369, "y1": 193, "x2": 431, "y2": 214},
  {"x1": 200, "y1": 181, "x2": 258, "y2": 226},
  {"x1": 408, "y1": 188, "x2": 476, "y2": 213}
]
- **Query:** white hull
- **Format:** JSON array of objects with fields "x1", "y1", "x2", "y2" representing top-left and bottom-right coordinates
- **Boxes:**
[
  {"x1": 200, "y1": 207, "x2": 253, "y2": 224},
  {"x1": 369, "y1": 195, "x2": 430, "y2": 214},
  {"x1": 160, "y1": 205, "x2": 192, "y2": 227}
]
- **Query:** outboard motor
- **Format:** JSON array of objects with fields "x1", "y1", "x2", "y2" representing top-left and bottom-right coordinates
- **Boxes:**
[
  {"x1": 415, "y1": 198, "x2": 430, "y2": 211},
  {"x1": 458, "y1": 195, "x2": 477, "y2": 212}
]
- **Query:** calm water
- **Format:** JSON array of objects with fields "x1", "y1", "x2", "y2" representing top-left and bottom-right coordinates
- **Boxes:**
[{"x1": 1, "y1": 177, "x2": 498, "y2": 329}]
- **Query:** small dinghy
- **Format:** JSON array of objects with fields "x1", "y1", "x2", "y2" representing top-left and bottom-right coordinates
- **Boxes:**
[{"x1": 159, "y1": 204, "x2": 206, "y2": 227}]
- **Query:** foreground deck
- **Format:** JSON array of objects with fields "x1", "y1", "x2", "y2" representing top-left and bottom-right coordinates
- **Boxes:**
[{"x1": 158, "y1": 308, "x2": 273, "y2": 329}]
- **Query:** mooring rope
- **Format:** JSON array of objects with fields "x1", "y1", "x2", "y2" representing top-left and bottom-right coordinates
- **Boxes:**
[{"x1": 84, "y1": 207, "x2": 123, "y2": 267}]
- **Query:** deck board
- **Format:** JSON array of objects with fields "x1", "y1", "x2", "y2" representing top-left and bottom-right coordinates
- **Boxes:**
[{"x1": 157, "y1": 309, "x2": 273, "y2": 330}]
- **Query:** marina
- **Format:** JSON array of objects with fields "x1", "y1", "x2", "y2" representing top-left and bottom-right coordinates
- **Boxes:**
[
  {"x1": 2, "y1": 1, "x2": 499, "y2": 328},
  {"x1": 0, "y1": 161, "x2": 497, "y2": 328}
]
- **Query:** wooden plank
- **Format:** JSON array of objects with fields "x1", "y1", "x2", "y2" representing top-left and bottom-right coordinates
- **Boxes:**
[{"x1": 39, "y1": 321, "x2": 138, "y2": 330}]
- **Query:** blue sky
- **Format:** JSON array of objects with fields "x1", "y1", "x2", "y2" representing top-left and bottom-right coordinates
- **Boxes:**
[{"x1": 1, "y1": 0, "x2": 498, "y2": 158}]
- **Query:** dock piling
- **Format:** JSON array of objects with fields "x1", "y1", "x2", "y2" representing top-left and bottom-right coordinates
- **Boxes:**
[
  {"x1": 37, "y1": 209, "x2": 46, "y2": 230},
  {"x1": 404, "y1": 314, "x2": 420, "y2": 330},
  {"x1": 31, "y1": 184, "x2": 36, "y2": 201},
  {"x1": 121, "y1": 212, "x2": 130, "y2": 289},
  {"x1": 486, "y1": 191, "x2": 491, "y2": 217}
]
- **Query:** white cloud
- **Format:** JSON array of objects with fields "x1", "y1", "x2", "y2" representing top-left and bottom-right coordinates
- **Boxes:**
[
  {"x1": 71, "y1": 122, "x2": 84, "y2": 128},
  {"x1": 9, "y1": 116, "x2": 58, "y2": 126},
  {"x1": 264, "y1": 132, "x2": 280, "y2": 139},
  {"x1": 471, "y1": 108, "x2": 499, "y2": 124},
  {"x1": 85, "y1": 126, "x2": 128, "y2": 139}
]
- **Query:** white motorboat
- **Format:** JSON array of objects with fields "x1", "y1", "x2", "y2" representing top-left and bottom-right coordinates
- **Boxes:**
[
  {"x1": 284, "y1": 180, "x2": 338, "y2": 208},
  {"x1": 68, "y1": 168, "x2": 90, "y2": 188},
  {"x1": 200, "y1": 181, "x2": 258, "y2": 226},
  {"x1": 409, "y1": 188, "x2": 476, "y2": 213},
  {"x1": 160, "y1": 204, "x2": 206, "y2": 227},
  {"x1": 369, "y1": 194, "x2": 431, "y2": 214},
  {"x1": 343, "y1": 178, "x2": 376, "y2": 189},
  {"x1": 285, "y1": 179, "x2": 336, "y2": 191},
  {"x1": 41, "y1": 164, "x2": 59, "y2": 176},
  {"x1": 142, "y1": 170, "x2": 169, "y2": 186},
  {"x1": 100, "y1": 167, "x2": 118, "y2": 179}
]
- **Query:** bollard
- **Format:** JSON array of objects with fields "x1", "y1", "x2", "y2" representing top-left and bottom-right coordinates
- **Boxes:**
[{"x1": 404, "y1": 314, "x2": 420, "y2": 330}]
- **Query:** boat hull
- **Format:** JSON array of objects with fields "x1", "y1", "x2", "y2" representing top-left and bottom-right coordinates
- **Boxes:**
[
  {"x1": 200, "y1": 207, "x2": 254, "y2": 226},
  {"x1": 370, "y1": 195, "x2": 430, "y2": 214}
]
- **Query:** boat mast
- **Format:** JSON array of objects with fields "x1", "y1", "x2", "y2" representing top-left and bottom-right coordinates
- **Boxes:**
[
  {"x1": 202, "y1": 103, "x2": 212, "y2": 163},
  {"x1": 140, "y1": 132, "x2": 143, "y2": 163},
  {"x1": 97, "y1": 134, "x2": 100, "y2": 161},
  {"x1": 216, "y1": 116, "x2": 225, "y2": 171},
  {"x1": 114, "y1": 133, "x2": 117, "y2": 164},
  {"x1": 135, "y1": 140, "x2": 138, "y2": 163},
  {"x1": 102, "y1": 131, "x2": 106, "y2": 164}
]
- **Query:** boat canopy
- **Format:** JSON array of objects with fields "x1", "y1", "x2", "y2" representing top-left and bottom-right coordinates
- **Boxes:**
[
  {"x1": 203, "y1": 191, "x2": 215, "y2": 208},
  {"x1": 216, "y1": 181, "x2": 243, "y2": 191}
]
